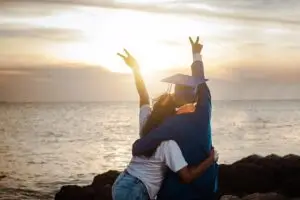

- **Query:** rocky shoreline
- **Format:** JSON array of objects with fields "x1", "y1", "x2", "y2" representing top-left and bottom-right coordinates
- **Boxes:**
[{"x1": 55, "y1": 154, "x2": 300, "y2": 200}]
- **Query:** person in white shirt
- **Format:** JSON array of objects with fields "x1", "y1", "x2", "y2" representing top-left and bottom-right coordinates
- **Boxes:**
[{"x1": 112, "y1": 38, "x2": 218, "y2": 200}]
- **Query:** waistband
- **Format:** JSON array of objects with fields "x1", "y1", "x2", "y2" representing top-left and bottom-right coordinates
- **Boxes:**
[{"x1": 123, "y1": 169, "x2": 145, "y2": 185}]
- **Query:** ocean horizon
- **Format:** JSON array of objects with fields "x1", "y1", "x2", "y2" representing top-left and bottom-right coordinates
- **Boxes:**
[{"x1": 1, "y1": 99, "x2": 300, "y2": 103}]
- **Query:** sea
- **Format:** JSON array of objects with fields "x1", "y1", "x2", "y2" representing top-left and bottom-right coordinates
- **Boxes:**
[{"x1": 1, "y1": 101, "x2": 300, "y2": 200}]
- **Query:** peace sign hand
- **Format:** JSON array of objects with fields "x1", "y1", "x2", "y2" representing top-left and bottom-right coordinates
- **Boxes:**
[
  {"x1": 189, "y1": 36, "x2": 203, "y2": 54},
  {"x1": 117, "y1": 49, "x2": 139, "y2": 70}
]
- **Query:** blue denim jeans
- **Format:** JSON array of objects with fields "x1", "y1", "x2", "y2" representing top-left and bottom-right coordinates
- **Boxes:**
[{"x1": 112, "y1": 171, "x2": 150, "y2": 200}]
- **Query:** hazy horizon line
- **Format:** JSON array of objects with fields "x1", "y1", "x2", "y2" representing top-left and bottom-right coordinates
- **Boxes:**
[{"x1": 1, "y1": 99, "x2": 300, "y2": 104}]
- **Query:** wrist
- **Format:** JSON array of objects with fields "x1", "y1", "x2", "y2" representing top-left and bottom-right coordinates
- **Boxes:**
[{"x1": 193, "y1": 53, "x2": 202, "y2": 62}]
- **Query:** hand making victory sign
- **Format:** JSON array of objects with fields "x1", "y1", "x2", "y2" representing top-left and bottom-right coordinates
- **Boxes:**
[
  {"x1": 189, "y1": 36, "x2": 203, "y2": 54},
  {"x1": 117, "y1": 48, "x2": 149, "y2": 107},
  {"x1": 117, "y1": 49, "x2": 139, "y2": 71}
]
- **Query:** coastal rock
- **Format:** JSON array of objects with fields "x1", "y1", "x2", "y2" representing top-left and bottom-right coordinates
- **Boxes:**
[
  {"x1": 0, "y1": 175, "x2": 6, "y2": 180},
  {"x1": 55, "y1": 154, "x2": 300, "y2": 200},
  {"x1": 54, "y1": 185, "x2": 95, "y2": 200},
  {"x1": 219, "y1": 193, "x2": 287, "y2": 200},
  {"x1": 91, "y1": 170, "x2": 120, "y2": 199},
  {"x1": 220, "y1": 195, "x2": 241, "y2": 200},
  {"x1": 241, "y1": 193, "x2": 288, "y2": 200},
  {"x1": 55, "y1": 171, "x2": 120, "y2": 200},
  {"x1": 218, "y1": 154, "x2": 300, "y2": 198}
]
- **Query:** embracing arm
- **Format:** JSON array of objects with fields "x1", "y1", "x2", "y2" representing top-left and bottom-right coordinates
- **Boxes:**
[
  {"x1": 132, "y1": 118, "x2": 177, "y2": 156},
  {"x1": 163, "y1": 140, "x2": 217, "y2": 184},
  {"x1": 178, "y1": 153, "x2": 214, "y2": 183}
]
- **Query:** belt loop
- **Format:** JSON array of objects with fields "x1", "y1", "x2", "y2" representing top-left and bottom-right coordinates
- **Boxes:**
[{"x1": 135, "y1": 177, "x2": 140, "y2": 184}]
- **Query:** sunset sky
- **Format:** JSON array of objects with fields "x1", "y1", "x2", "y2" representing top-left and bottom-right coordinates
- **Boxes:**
[{"x1": 0, "y1": 0, "x2": 300, "y2": 101}]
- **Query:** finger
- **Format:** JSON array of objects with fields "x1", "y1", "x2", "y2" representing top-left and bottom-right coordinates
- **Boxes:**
[
  {"x1": 189, "y1": 37, "x2": 194, "y2": 45},
  {"x1": 124, "y1": 49, "x2": 130, "y2": 56},
  {"x1": 117, "y1": 53, "x2": 126, "y2": 59},
  {"x1": 196, "y1": 36, "x2": 199, "y2": 44}
]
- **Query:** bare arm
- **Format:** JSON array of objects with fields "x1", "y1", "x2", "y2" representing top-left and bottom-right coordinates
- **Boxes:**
[
  {"x1": 163, "y1": 141, "x2": 217, "y2": 184},
  {"x1": 117, "y1": 49, "x2": 150, "y2": 107},
  {"x1": 178, "y1": 153, "x2": 215, "y2": 184},
  {"x1": 132, "y1": 69, "x2": 150, "y2": 107}
]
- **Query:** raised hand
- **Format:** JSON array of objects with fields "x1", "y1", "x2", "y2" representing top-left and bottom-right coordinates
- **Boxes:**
[
  {"x1": 117, "y1": 49, "x2": 149, "y2": 106},
  {"x1": 189, "y1": 36, "x2": 203, "y2": 54},
  {"x1": 117, "y1": 49, "x2": 139, "y2": 70}
]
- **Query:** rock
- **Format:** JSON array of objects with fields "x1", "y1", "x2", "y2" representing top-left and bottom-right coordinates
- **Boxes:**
[
  {"x1": 55, "y1": 154, "x2": 300, "y2": 200},
  {"x1": 91, "y1": 170, "x2": 120, "y2": 200},
  {"x1": 0, "y1": 175, "x2": 6, "y2": 180},
  {"x1": 220, "y1": 195, "x2": 241, "y2": 200},
  {"x1": 280, "y1": 174, "x2": 300, "y2": 198},
  {"x1": 92, "y1": 170, "x2": 120, "y2": 188},
  {"x1": 219, "y1": 154, "x2": 300, "y2": 198},
  {"x1": 220, "y1": 193, "x2": 288, "y2": 200},
  {"x1": 218, "y1": 163, "x2": 274, "y2": 196},
  {"x1": 55, "y1": 171, "x2": 120, "y2": 200},
  {"x1": 241, "y1": 193, "x2": 288, "y2": 200},
  {"x1": 55, "y1": 185, "x2": 95, "y2": 200},
  {"x1": 233, "y1": 155, "x2": 263, "y2": 165}
]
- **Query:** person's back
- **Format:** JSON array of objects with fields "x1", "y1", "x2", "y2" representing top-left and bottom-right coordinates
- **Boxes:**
[{"x1": 157, "y1": 113, "x2": 217, "y2": 200}]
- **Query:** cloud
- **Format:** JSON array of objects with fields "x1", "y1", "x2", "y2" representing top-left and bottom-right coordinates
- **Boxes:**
[
  {"x1": 0, "y1": 69, "x2": 31, "y2": 75},
  {"x1": 1, "y1": 66, "x2": 299, "y2": 102},
  {"x1": 0, "y1": 66, "x2": 138, "y2": 102},
  {"x1": 1, "y1": 0, "x2": 300, "y2": 26},
  {"x1": 160, "y1": 39, "x2": 183, "y2": 46},
  {"x1": 242, "y1": 42, "x2": 266, "y2": 47},
  {"x1": 287, "y1": 45, "x2": 300, "y2": 50},
  {"x1": 223, "y1": 65, "x2": 300, "y2": 84},
  {"x1": 0, "y1": 24, "x2": 83, "y2": 41},
  {"x1": 0, "y1": 1, "x2": 65, "y2": 17}
]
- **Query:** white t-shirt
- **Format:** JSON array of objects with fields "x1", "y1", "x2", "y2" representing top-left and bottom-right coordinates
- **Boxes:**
[{"x1": 126, "y1": 105, "x2": 188, "y2": 200}]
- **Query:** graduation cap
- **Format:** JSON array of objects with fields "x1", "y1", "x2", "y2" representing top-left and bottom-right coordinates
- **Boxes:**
[{"x1": 161, "y1": 58, "x2": 208, "y2": 105}]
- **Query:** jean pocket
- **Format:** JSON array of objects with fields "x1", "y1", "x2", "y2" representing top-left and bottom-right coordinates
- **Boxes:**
[
  {"x1": 135, "y1": 180, "x2": 149, "y2": 199},
  {"x1": 113, "y1": 173, "x2": 125, "y2": 188},
  {"x1": 115, "y1": 173, "x2": 139, "y2": 189}
]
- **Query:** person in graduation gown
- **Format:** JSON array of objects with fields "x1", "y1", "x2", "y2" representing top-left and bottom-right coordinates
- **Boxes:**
[
  {"x1": 131, "y1": 36, "x2": 219, "y2": 200},
  {"x1": 112, "y1": 45, "x2": 218, "y2": 200}
]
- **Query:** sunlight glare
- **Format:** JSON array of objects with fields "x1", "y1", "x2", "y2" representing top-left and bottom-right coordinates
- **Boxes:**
[{"x1": 29, "y1": 6, "x2": 234, "y2": 73}]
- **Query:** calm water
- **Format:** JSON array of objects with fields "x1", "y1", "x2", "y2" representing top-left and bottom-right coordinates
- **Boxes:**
[{"x1": 1, "y1": 101, "x2": 300, "y2": 199}]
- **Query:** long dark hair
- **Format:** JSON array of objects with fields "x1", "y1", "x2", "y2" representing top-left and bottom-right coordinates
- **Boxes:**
[{"x1": 141, "y1": 93, "x2": 176, "y2": 137}]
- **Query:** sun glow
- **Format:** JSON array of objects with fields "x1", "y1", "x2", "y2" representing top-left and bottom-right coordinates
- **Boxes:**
[{"x1": 25, "y1": 6, "x2": 230, "y2": 74}]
